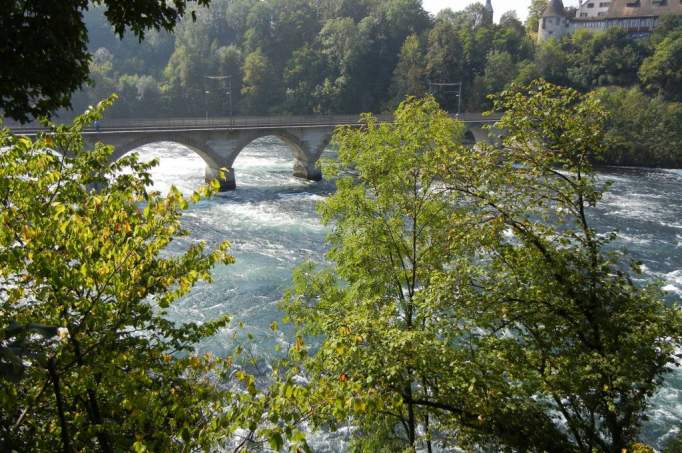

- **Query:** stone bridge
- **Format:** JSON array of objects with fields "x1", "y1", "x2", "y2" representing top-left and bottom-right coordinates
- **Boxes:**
[{"x1": 12, "y1": 114, "x2": 499, "y2": 190}]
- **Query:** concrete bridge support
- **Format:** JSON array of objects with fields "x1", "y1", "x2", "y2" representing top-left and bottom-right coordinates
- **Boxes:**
[{"x1": 202, "y1": 127, "x2": 330, "y2": 190}]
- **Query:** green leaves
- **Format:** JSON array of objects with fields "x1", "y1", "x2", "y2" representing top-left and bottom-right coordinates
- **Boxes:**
[
  {"x1": 2, "y1": 0, "x2": 210, "y2": 121},
  {"x1": 282, "y1": 96, "x2": 478, "y2": 450},
  {"x1": 640, "y1": 30, "x2": 682, "y2": 102},
  {"x1": 593, "y1": 85, "x2": 682, "y2": 168},
  {"x1": 0, "y1": 99, "x2": 245, "y2": 451},
  {"x1": 281, "y1": 84, "x2": 681, "y2": 452}
]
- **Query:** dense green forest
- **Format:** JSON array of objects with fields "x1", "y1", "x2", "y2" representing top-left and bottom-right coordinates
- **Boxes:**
[{"x1": 71, "y1": 0, "x2": 682, "y2": 118}]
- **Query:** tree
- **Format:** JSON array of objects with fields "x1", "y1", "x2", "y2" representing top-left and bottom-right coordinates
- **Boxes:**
[
  {"x1": 215, "y1": 45, "x2": 243, "y2": 113},
  {"x1": 315, "y1": 17, "x2": 369, "y2": 113},
  {"x1": 0, "y1": 98, "x2": 241, "y2": 451},
  {"x1": 640, "y1": 31, "x2": 682, "y2": 102},
  {"x1": 269, "y1": 0, "x2": 320, "y2": 70},
  {"x1": 526, "y1": 0, "x2": 548, "y2": 35},
  {"x1": 535, "y1": 37, "x2": 570, "y2": 86},
  {"x1": 318, "y1": 0, "x2": 371, "y2": 22},
  {"x1": 282, "y1": 97, "x2": 472, "y2": 452},
  {"x1": 592, "y1": 86, "x2": 682, "y2": 167},
  {"x1": 389, "y1": 34, "x2": 428, "y2": 107},
  {"x1": 163, "y1": 44, "x2": 206, "y2": 115},
  {"x1": 565, "y1": 29, "x2": 648, "y2": 91},
  {"x1": 436, "y1": 80, "x2": 682, "y2": 451},
  {"x1": 494, "y1": 11, "x2": 534, "y2": 63},
  {"x1": 241, "y1": 48, "x2": 276, "y2": 114},
  {"x1": 0, "y1": 0, "x2": 209, "y2": 122},
  {"x1": 458, "y1": 2, "x2": 493, "y2": 30},
  {"x1": 472, "y1": 50, "x2": 516, "y2": 108},
  {"x1": 284, "y1": 44, "x2": 327, "y2": 113},
  {"x1": 281, "y1": 83, "x2": 682, "y2": 451},
  {"x1": 243, "y1": 1, "x2": 275, "y2": 53},
  {"x1": 649, "y1": 13, "x2": 682, "y2": 46},
  {"x1": 426, "y1": 18, "x2": 465, "y2": 110}
]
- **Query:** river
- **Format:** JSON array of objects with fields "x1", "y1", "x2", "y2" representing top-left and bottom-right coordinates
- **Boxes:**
[{"x1": 131, "y1": 138, "x2": 682, "y2": 450}]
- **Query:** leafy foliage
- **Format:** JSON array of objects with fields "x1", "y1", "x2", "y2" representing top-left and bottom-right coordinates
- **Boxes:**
[
  {"x1": 593, "y1": 86, "x2": 682, "y2": 167},
  {"x1": 640, "y1": 30, "x2": 682, "y2": 102},
  {"x1": 0, "y1": 0, "x2": 208, "y2": 122},
  {"x1": 0, "y1": 97, "x2": 244, "y2": 451},
  {"x1": 281, "y1": 83, "x2": 682, "y2": 451},
  {"x1": 282, "y1": 96, "x2": 472, "y2": 451},
  {"x1": 64, "y1": 0, "x2": 534, "y2": 119}
]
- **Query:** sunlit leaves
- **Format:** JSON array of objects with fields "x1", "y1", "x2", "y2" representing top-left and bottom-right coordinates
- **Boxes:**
[
  {"x1": 281, "y1": 84, "x2": 682, "y2": 452},
  {"x1": 0, "y1": 98, "x2": 244, "y2": 451},
  {"x1": 283, "y1": 96, "x2": 478, "y2": 450}
]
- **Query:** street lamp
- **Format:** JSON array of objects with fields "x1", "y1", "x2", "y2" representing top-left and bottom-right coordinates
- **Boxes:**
[{"x1": 204, "y1": 90, "x2": 210, "y2": 120}]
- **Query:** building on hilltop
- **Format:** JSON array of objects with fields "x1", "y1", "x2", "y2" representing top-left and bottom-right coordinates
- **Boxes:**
[
  {"x1": 538, "y1": 0, "x2": 682, "y2": 42},
  {"x1": 576, "y1": 0, "x2": 611, "y2": 18}
]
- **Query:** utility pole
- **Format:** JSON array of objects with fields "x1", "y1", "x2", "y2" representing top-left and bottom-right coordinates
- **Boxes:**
[
  {"x1": 205, "y1": 75, "x2": 232, "y2": 124},
  {"x1": 204, "y1": 90, "x2": 210, "y2": 120},
  {"x1": 428, "y1": 81, "x2": 463, "y2": 116},
  {"x1": 227, "y1": 76, "x2": 233, "y2": 126}
]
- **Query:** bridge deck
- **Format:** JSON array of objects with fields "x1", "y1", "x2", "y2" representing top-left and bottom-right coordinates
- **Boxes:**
[{"x1": 4, "y1": 113, "x2": 500, "y2": 135}]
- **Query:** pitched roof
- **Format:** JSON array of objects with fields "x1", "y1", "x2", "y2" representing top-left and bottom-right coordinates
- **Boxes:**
[
  {"x1": 543, "y1": 0, "x2": 566, "y2": 17},
  {"x1": 607, "y1": 0, "x2": 682, "y2": 18}
]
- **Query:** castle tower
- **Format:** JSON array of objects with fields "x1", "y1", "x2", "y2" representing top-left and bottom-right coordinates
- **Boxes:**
[
  {"x1": 538, "y1": 0, "x2": 568, "y2": 43},
  {"x1": 485, "y1": 0, "x2": 493, "y2": 16}
]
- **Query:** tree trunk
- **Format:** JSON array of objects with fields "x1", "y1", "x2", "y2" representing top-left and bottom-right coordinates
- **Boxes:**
[{"x1": 48, "y1": 358, "x2": 72, "y2": 453}]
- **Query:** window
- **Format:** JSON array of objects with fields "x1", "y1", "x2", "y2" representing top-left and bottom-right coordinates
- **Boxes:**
[
  {"x1": 599, "y1": 2, "x2": 611, "y2": 6},
  {"x1": 587, "y1": 2, "x2": 595, "y2": 7},
  {"x1": 581, "y1": 12, "x2": 589, "y2": 16},
  {"x1": 598, "y1": 11, "x2": 606, "y2": 16}
]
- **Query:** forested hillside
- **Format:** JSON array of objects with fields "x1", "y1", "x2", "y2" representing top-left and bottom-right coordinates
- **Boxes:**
[
  {"x1": 72, "y1": 0, "x2": 682, "y2": 165},
  {"x1": 38, "y1": 1, "x2": 682, "y2": 122},
  {"x1": 72, "y1": 0, "x2": 530, "y2": 117}
]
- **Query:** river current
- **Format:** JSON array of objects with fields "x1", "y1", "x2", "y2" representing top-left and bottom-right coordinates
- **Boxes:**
[{"x1": 132, "y1": 138, "x2": 682, "y2": 450}]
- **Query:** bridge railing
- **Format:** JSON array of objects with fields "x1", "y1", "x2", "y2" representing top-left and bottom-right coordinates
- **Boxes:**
[
  {"x1": 77, "y1": 114, "x2": 397, "y2": 130},
  {"x1": 3, "y1": 113, "x2": 499, "y2": 134}
]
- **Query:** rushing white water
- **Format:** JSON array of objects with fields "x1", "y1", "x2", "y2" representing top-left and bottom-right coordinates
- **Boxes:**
[{"x1": 127, "y1": 141, "x2": 682, "y2": 450}]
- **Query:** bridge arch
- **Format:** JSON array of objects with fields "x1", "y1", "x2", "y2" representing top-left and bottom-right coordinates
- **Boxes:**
[
  {"x1": 108, "y1": 134, "x2": 222, "y2": 170},
  {"x1": 85, "y1": 125, "x2": 333, "y2": 190},
  {"x1": 226, "y1": 129, "x2": 327, "y2": 167},
  {"x1": 225, "y1": 128, "x2": 331, "y2": 184}
]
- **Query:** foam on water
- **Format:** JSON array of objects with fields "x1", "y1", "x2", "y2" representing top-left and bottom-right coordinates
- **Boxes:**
[
  {"x1": 124, "y1": 144, "x2": 682, "y2": 449},
  {"x1": 123, "y1": 139, "x2": 333, "y2": 363},
  {"x1": 590, "y1": 167, "x2": 682, "y2": 448},
  {"x1": 123, "y1": 141, "x2": 205, "y2": 195},
  {"x1": 662, "y1": 270, "x2": 682, "y2": 297}
]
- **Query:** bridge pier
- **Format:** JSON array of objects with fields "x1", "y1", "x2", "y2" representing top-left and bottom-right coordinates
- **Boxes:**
[
  {"x1": 205, "y1": 166, "x2": 236, "y2": 191},
  {"x1": 293, "y1": 159, "x2": 322, "y2": 181}
]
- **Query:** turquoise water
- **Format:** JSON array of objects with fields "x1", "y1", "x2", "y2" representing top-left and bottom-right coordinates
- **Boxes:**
[{"x1": 130, "y1": 140, "x2": 682, "y2": 450}]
